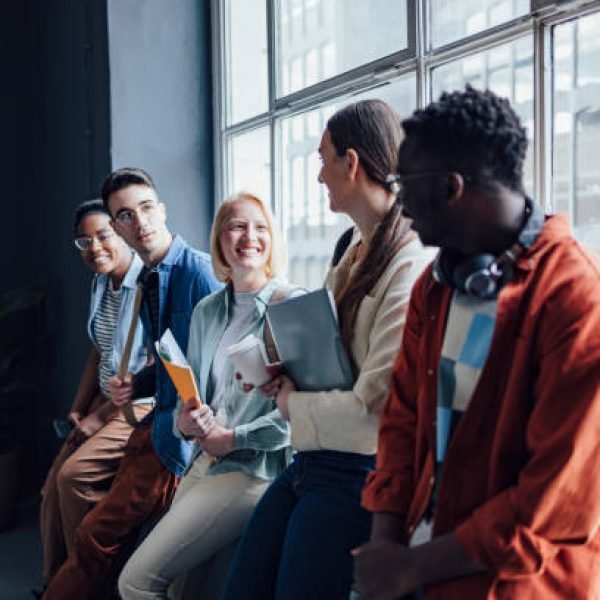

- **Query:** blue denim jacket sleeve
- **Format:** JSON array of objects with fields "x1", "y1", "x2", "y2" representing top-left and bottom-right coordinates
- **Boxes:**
[{"x1": 148, "y1": 236, "x2": 223, "y2": 476}]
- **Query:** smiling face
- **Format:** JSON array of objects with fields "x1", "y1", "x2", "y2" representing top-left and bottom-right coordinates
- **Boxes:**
[
  {"x1": 76, "y1": 212, "x2": 130, "y2": 276},
  {"x1": 107, "y1": 184, "x2": 171, "y2": 266},
  {"x1": 218, "y1": 198, "x2": 272, "y2": 289}
]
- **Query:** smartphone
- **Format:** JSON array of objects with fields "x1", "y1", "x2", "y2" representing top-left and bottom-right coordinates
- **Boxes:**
[{"x1": 52, "y1": 418, "x2": 74, "y2": 439}]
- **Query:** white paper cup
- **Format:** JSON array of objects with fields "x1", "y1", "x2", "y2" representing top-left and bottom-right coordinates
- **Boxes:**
[{"x1": 227, "y1": 335, "x2": 271, "y2": 387}]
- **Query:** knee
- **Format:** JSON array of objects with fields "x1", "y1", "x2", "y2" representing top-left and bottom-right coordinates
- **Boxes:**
[
  {"x1": 118, "y1": 553, "x2": 160, "y2": 600},
  {"x1": 56, "y1": 456, "x2": 80, "y2": 497},
  {"x1": 117, "y1": 560, "x2": 136, "y2": 600}
]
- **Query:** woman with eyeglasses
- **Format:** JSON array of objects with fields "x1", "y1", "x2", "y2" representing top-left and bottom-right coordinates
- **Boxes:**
[
  {"x1": 222, "y1": 100, "x2": 433, "y2": 600},
  {"x1": 38, "y1": 199, "x2": 153, "y2": 596}
]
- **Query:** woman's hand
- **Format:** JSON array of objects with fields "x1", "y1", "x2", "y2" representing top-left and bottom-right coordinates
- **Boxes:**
[
  {"x1": 274, "y1": 375, "x2": 296, "y2": 421},
  {"x1": 177, "y1": 399, "x2": 215, "y2": 439},
  {"x1": 236, "y1": 362, "x2": 283, "y2": 395},
  {"x1": 108, "y1": 373, "x2": 133, "y2": 407},
  {"x1": 75, "y1": 412, "x2": 105, "y2": 438},
  {"x1": 199, "y1": 425, "x2": 235, "y2": 457},
  {"x1": 68, "y1": 411, "x2": 82, "y2": 426}
]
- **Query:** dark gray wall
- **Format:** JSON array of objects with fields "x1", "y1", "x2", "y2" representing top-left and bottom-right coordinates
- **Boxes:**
[
  {"x1": 107, "y1": 0, "x2": 214, "y2": 250},
  {"x1": 0, "y1": 0, "x2": 214, "y2": 493},
  {"x1": 1, "y1": 0, "x2": 112, "y2": 491}
]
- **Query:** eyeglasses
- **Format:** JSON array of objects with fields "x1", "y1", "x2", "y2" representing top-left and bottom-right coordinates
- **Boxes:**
[
  {"x1": 385, "y1": 171, "x2": 472, "y2": 195},
  {"x1": 114, "y1": 202, "x2": 159, "y2": 227},
  {"x1": 74, "y1": 230, "x2": 116, "y2": 250}
]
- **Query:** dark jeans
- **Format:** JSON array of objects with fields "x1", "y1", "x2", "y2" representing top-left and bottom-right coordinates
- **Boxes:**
[{"x1": 222, "y1": 450, "x2": 375, "y2": 600}]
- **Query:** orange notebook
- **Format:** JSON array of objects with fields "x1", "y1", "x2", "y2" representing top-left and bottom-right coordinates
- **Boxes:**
[{"x1": 155, "y1": 329, "x2": 201, "y2": 408}]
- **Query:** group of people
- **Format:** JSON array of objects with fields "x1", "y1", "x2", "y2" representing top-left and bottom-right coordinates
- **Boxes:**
[{"x1": 37, "y1": 86, "x2": 599, "y2": 600}]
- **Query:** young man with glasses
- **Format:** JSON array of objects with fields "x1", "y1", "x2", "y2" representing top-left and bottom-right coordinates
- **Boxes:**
[
  {"x1": 38, "y1": 199, "x2": 154, "y2": 596},
  {"x1": 43, "y1": 169, "x2": 221, "y2": 600},
  {"x1": 354, "y1": 86, "x2": 600, "y2": 599}
]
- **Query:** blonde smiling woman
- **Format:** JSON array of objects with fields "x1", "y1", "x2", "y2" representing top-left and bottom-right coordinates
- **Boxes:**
[{"x1": 118, "y1": 192, "x2": 297, "y2": 600}]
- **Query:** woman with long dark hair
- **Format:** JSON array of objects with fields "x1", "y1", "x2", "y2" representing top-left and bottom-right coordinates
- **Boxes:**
[{"x1": 222, "y1": 99, "x2": 433, "y2": 599}]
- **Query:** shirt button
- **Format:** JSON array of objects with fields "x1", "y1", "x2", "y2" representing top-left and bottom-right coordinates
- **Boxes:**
[
  {"x1": 427, "y1": 369, "x2": 434, "y2": 376},
  {"x1": 430, "y1": 315, "x2": 436, "y2": 320},
  {"x1": 430, "y1": 476, "x2": 435, "y2": 485}
]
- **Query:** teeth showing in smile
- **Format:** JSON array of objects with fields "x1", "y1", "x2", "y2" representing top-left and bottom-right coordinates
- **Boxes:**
[
  {"x1": 92, "y1": 255, "x2": 110, "y2": 263},
  {"x1": 237, "y1": 248, "x2": 261, "y2": 256}
]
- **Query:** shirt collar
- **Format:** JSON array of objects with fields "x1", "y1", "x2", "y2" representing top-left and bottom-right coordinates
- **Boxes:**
[
  {"x1": 121, "y1": 252, "x2": 144, "y2": 290},
  {"x1": 515, "y1": 213, "x2": 571, "y2": 272}
]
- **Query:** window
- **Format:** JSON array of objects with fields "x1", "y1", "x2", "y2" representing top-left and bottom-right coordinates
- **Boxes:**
[
  {"x1": 552, "y1": 11, "x2": 600, "y2": 251},
  {"x1": 277, "y1": 0, "x2": 408, "y2": 96},
  {"x1": 430, "y1": 0, "x2": 529, "y2": 48},
  {"x1": 214, "y1": 0, "x2": 600, "y2": 287}
]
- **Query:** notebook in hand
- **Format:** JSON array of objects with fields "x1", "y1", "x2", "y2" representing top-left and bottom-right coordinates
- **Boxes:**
[{"x1": 265, "y1": 288, "x2": 355, "y2": 392}]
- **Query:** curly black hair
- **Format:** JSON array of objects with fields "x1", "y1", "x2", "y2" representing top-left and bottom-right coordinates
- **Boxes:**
[
  {"x1": 401, "y1": 85, "x2": 528, "y2": 193},
  {"x1": 73, "y1": 198, "x2": 108, "y2": 236}
]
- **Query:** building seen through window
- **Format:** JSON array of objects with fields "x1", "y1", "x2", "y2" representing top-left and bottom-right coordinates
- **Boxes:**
[{"x1": 217, "y1": 0, "x2": 600, "y2": 289}]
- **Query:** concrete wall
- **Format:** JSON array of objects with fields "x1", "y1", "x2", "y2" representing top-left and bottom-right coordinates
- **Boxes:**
[{"x1": 107, "y1": 0, "x2": 214, "y2": 249}]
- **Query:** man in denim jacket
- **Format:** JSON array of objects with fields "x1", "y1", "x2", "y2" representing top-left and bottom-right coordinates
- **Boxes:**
[{"x1": 43, "y1": 168, "x2": 221, "y2": 600}]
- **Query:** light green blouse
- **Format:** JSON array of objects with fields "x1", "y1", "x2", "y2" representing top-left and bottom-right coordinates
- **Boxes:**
[{"x1": 174, "y1": 277, "x2": 294, "y2": 481}]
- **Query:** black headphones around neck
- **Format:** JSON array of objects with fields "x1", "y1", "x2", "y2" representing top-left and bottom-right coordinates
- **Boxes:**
[{"x1": 432, "y1": 197, "x2": 544, "y2": 299}]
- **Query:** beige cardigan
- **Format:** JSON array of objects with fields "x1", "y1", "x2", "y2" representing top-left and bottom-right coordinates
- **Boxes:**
[{"x1": 287, "y1": 231, "x2": 433, "y2": 454}]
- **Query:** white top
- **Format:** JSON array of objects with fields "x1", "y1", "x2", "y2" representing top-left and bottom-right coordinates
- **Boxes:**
[
  {"x1": 209, "y1": 290, "x2": 258, "y2": 418},
  {"x1": 287, "y1": 231, "x2": 435, "y2": 454}
]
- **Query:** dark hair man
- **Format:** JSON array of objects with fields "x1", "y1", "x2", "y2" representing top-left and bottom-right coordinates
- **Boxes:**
[
  {"x1": 354, "y1": 86, "x2": 600, "y2": 599},
  {"x1": 43, "y1": 168, "x2": 222, "y2": 599}
]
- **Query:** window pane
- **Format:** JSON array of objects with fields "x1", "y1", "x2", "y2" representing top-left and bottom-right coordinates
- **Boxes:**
[
  {"x1": 431, "y1": 36, "x2": 534, "y2": 195},
  {"x1": 430, "y1": 0, "x2": 529, "y2": 48},
  {"x1": 351, "y1": 75, "x2": 417, "y2": 120},
  {"x1": 277, "y1": 0, "x2": 408, "y2": 97},
  {"x1": 225, "y1": 0, "x2": 268, "y2": 124},
  {"x1": 279, "y1": 76, "x2": 416, "y2": 290},
  {"x1": 552, "y1": 12, "x2": 600, "y2": 251},
  {"x1": 229, "y1": 126, "x2": 271, "y2": 203}
]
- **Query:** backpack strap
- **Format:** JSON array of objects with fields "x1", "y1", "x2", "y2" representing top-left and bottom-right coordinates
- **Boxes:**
[{"x1": 331, "y1": 227, "x2": 355, "y2": 267}]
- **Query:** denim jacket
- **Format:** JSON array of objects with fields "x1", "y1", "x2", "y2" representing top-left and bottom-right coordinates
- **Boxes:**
[
  {"x1": 137, "y1": 235, "x2": 222, "y2": 477},
  {"x1": 175, "y1": 277, "x2": 296, "y2": 481},
  {"x1": 88, "y1": 253, "x2": 151, "y2": 392}
]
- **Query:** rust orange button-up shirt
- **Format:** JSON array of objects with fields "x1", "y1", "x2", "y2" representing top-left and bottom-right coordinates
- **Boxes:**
[{"x1": 362, "y1": 215, "x2": 600, "y2": 599}]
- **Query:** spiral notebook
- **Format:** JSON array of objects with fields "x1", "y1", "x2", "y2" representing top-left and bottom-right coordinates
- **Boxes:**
[{"x1": 265, "y1": 288, "x2": 355, "y2": 392}]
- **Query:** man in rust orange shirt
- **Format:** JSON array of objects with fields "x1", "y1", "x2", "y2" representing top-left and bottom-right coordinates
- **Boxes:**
[{"x1": 354, "y1": 86, "x2": 600, "y2": 599}]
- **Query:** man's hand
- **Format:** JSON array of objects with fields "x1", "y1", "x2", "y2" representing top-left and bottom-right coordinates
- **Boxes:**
[
  {"x1": 199, "y1": 424, "x2": 235, "y2": 457},
  {"x1": 352, "y1": 540, "x2": 420, "y2": 600},
  {"x1": 177, "y1": 400, "x2": 215, "y2": 439},
  {"x1": 108, "y1": 373, "x2": 133, "y2": 407},
  {"x1": 353, "y1": 531, "x2": 484, "y2": 599}
]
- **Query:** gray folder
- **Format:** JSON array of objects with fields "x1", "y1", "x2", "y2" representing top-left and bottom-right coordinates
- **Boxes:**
[{"x1": 265, "y1": 288, "x2": 355, "y2": 392}]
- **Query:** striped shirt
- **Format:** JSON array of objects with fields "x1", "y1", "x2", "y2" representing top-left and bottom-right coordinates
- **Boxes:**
[{"x1": 94, "y1": 280, "x2": 122, "y2": 396}]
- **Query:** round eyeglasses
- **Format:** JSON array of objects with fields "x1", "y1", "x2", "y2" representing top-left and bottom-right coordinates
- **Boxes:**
[{"x1": 74, "y1": 230, "x2": 116, "y2": 251}]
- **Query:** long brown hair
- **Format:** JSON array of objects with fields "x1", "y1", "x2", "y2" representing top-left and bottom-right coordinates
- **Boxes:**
[{"x1": 327, "y1": 99, "x2": 413, "y2": 351}]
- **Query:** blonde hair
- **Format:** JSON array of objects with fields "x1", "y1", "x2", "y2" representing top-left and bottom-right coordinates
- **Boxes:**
[{"x1": 210, "y1": 192, "x2": 286, "y2": 283}]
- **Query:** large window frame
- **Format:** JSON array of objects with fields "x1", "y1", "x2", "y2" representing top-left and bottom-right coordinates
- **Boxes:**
[{"x1": 212, "y1": 0, "x2": 600, "y2": 280}]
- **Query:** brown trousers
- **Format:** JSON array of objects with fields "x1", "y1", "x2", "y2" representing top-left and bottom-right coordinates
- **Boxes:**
[
  {"x1": 43, "y1": 423, "x2": 179, "y2": 600},
  {"x1": 40, "y1": 401, "x2": 153, "y2": 583}
]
